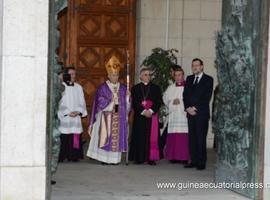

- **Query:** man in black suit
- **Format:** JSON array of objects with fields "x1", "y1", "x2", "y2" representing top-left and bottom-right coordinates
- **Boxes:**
[{"x1": 183, "y1": 58, "x2": 214, "y2": 170}]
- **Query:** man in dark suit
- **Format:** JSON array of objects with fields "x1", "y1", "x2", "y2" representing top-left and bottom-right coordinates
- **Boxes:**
[{"x1": 183, "y1": 58, "x2": 214, "y2": 170}]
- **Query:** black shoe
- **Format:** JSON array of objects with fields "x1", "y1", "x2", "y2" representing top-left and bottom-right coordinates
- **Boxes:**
[
  {"x1": 196, "y1": 165, "x2": 206, "y2": 170},
  {"x1": 111, "y1": 163, "x2": 119, "y2": 166},
  {"x1": 101, "y1": 162, "x2": 109, "y2": 165},
  {"x1": 148, "y1": 161, "x2": 157, "y2": 165},
  {"x1": 181, "y1": 160, "x2": 188, "y2": 165},
  {"x1": 51, "y1": 180, "x2": 56, "y2": 185},
  {"x1": 184, "y1": 163, "x2": 196, "y2": 168}
]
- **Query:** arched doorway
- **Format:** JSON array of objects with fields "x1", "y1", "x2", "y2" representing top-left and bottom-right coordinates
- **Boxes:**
[{"x1": 47, "y1": 0, "x2": 269, "y2": 199}]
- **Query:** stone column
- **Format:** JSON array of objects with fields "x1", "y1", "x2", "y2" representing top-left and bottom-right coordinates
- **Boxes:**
[{"x1": 0, "y1": 0, "x2": 49, "y2": 199}]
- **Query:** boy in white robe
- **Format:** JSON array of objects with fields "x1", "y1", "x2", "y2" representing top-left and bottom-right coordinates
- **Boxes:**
[{"x1": 58, "y1": 67, "x2": 87, "y2": 162}]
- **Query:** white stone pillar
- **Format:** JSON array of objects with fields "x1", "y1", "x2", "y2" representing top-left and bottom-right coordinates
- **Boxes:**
[{"x1": 0, "y1": 0, "x2": 49, "y2": 199}]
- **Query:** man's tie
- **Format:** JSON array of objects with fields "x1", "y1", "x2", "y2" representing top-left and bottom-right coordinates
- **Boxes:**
[{"x1": 194, "y1": 76, "x2": 199, "y2": 85}]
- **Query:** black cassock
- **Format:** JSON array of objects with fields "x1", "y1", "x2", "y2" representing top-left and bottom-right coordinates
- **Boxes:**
[{"x1": 129, "y1": 82, "x2": 163, "y2": 163}]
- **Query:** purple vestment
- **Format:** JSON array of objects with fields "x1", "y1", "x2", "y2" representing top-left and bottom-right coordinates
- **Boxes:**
[{"x1": 89, "y1": 82, "x2": 128, "y2": 152}]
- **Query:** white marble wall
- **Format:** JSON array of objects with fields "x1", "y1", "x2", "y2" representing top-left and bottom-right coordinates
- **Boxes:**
[
  {"x1": 136, "y1": 0, "x2": 222, "y2": 75},
  {"x1": 0, "y1": 0, "x2": 49, "y2": 199},
  {"x1": 136, "y1": 0, "x2": 167, "y2": 78},
  {"x1": 136, "y1": 0, "x2": 222, "y2": 146}
]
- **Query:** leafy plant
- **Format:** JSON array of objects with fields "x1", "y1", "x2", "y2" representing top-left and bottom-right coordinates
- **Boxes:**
[{"x1": 142, "y1": 48, "x2": 179, "y2": 93}]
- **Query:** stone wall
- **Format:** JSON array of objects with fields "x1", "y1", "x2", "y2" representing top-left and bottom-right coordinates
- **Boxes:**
[
  {"x1": 0, "y1": 0, "x2": 49, "y2": 199},
  {"x1": 136, "y1": 0, "x2": 221, "y2": 75},
  {"x1": 136, "y1": 0, "x2": 222, "y2": 146}
]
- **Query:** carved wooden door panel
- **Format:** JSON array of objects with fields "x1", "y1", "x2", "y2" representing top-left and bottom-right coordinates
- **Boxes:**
[{"x1": 62, "y1": 0, "x2": 136, "y2": 141}]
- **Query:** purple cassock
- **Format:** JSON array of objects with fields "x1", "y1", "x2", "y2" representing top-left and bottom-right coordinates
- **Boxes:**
[{"x1": 89, "y1": 82, "x2": 128, "y2": 152}]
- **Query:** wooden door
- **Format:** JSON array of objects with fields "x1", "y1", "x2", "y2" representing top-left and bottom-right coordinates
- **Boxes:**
[{"x1": 58, "y1": 0, "x2": 136, "y2": 141}]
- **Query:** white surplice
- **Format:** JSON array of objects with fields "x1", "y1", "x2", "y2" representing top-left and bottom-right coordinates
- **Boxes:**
[
  {"x1": 163, "y1": 83, "x2": 188, "y2": 134},
  {"x1": 87, "y1": 81, "x2": 122, "y2": 164},
  {"x1": 57, "y1": 82, "x2": 88, "y2": 134}
]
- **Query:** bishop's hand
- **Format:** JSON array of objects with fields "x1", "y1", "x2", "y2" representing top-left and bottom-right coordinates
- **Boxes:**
[{"x1": 126, "y1": 90, "x2": 131, "y2": 97}]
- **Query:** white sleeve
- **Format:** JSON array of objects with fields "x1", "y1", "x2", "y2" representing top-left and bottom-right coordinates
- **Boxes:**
[
  {"x1": 141, "y1": 109, "x2": 147, "y2": 115},
  {"x1": 149, "y1": 109, "x2": 154, "y2": 114},
  {"x1": 77, "y1": 86, "x2": 88, "y2": 117},
  {"x1": 57, "y1": 93, "x2": 70, "y2": 120},
  {"x1": 163, "y1": 86, "x2": 172, "y2": 107}
]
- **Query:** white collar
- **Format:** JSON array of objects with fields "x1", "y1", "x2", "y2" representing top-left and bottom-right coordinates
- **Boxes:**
[
  {"x1": 106, "y1": 80, "x2": 119, "y2": 86},
  {"x1": 141, "y1": 81, "x2": 150, "y2": 85},
  {"x1": 62, "y1": 81, "x2": 76, "y2": 86},
  {"x1": 193, "y1": 72, "x2": 204, "y2": 84},
  {"x1": 195, "y1": 72, "x2": 204, "y2": 79}
]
